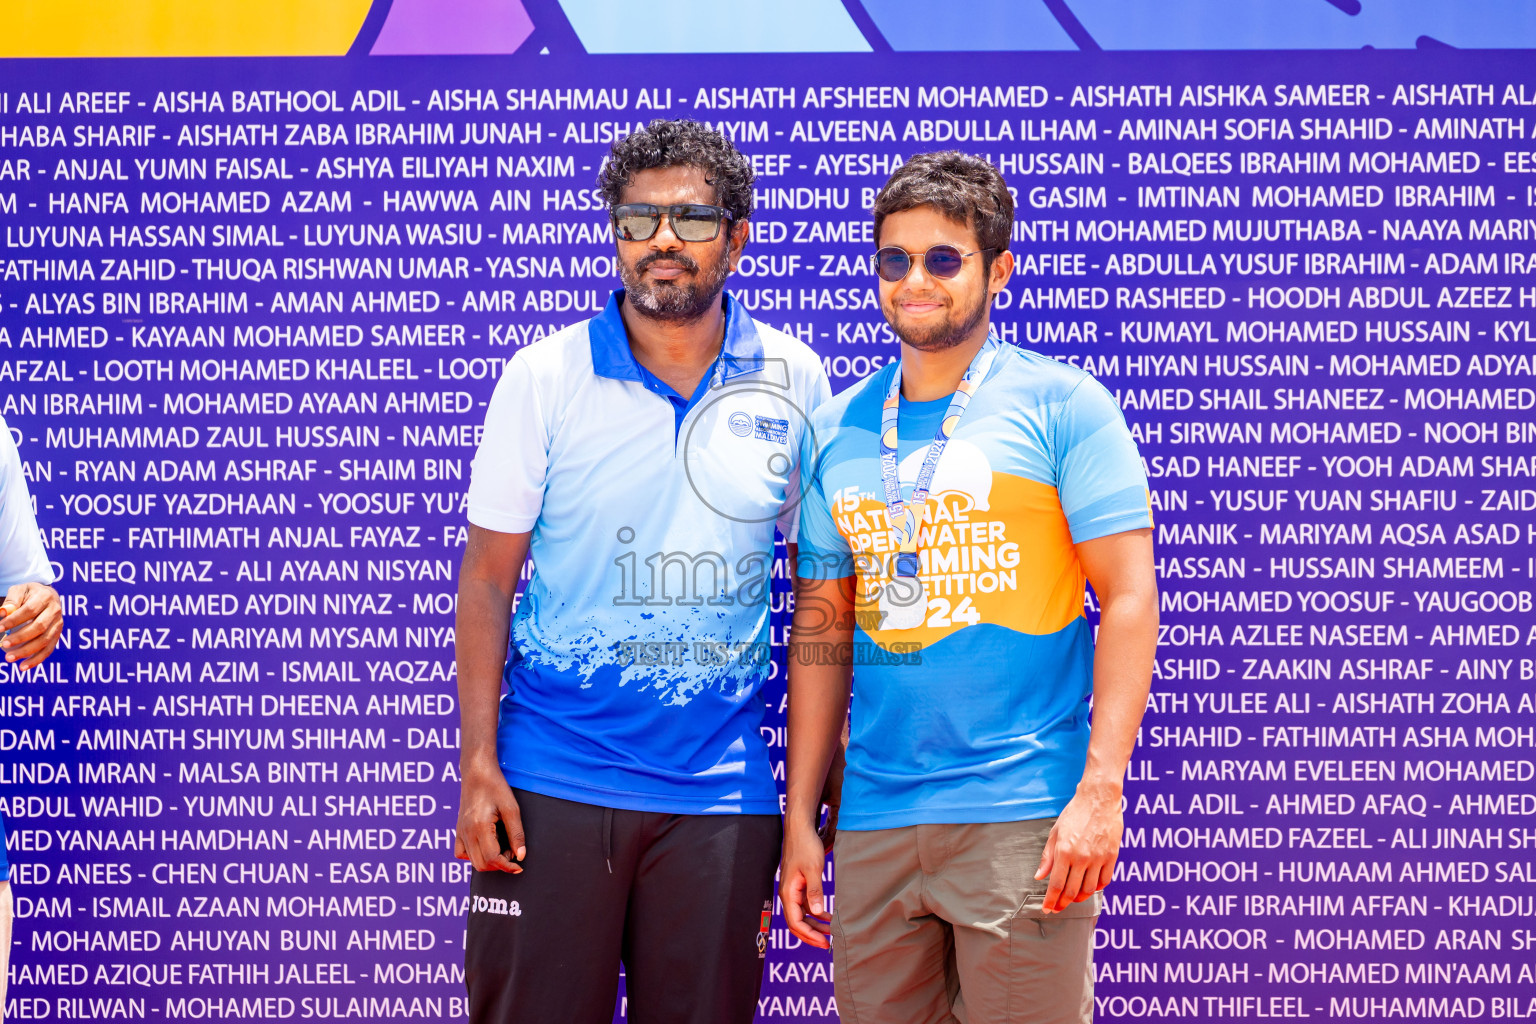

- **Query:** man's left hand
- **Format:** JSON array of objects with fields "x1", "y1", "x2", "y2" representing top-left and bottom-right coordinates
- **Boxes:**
[
  {"x1": 1, "y1": 582, "x2": 64, "y2": 670},
  {"x1": 1034, "y1": 783, "x2": 1123, "y2": 914}
]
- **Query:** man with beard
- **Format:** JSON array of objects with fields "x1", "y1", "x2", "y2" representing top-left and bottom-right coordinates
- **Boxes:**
[
  {"x1": 455, "y1": 119, "x2": 829, "y2": 1024},
  {"x1": 780, "y1": 152, "x2": 1157, "y2": 1024}
]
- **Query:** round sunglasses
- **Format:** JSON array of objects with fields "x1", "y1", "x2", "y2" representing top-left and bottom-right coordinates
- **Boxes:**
[
  {"x1": 612, "y1": 203, "x2": 733, "y2": 243},
  {"x1": 874, "y1": 244, "x2": 996, "y2": 283}
]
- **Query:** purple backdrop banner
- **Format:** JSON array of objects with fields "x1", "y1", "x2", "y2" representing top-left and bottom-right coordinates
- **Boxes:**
[{"x1": 2, "y1": 49, "x2": 1536, "y2": 1022}]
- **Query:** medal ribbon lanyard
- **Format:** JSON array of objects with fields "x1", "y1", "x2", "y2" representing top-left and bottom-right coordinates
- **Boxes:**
[{"x1": 878, "y1": 334, "x2": 1000, "y2": 580}]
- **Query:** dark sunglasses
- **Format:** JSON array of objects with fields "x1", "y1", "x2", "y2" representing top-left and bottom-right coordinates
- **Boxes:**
[
  {"x1": 874, "y1": 244, "x2": 995, "y2": 283},
  {"x1": 612, "y1": 203, "x2": 733, "y2": 243}
]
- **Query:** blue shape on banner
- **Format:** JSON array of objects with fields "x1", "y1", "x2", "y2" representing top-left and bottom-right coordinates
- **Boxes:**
[
  {"x1": 1063, "y1": 0, "x2": 1536, "y2": 49},
  {"x1": 1346, "y1": 0, "x2": 1536, "y2": 47},
  {"x1": 559, "y1": 0, "x2": 870, "y2": 51},
  {"x1": 861, "y1": 0, "x2": 1076, "y2": 50}
]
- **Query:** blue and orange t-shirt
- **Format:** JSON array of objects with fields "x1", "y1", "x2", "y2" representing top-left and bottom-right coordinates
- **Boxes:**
[{"x1": 796, "y1": 342, "x2": 1152, "y2": 830}]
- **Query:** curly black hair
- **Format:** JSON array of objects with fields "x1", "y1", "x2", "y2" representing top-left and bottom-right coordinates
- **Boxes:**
[
  {"x1": 873, "y1": 151, "x2": 1013, "y2": 269},
  {"x1": 598, "y1": 119, "x2": 754, "y2": 224}
]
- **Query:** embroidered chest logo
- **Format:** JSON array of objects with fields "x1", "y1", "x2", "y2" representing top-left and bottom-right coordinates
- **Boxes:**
[{"x1": 754, "y1": 415, "x2": 789, "y2": 444}]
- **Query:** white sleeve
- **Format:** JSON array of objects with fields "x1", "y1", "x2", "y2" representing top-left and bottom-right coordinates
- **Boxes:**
[
  {"x1": 0, "y1": 417, "x2": 55, "y2": 588},
  {"x1": 777, "y1": 359, "x2": 833, "y2": 544},
  {"x1": 466, "y1": 355, "x2": 550, "y2": 535}
]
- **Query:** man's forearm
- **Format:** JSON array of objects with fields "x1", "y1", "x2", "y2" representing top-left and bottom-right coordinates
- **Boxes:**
[
  {"x1": 784, "y1": 577, "x2": 854, "y2": 833},
  {"x1": 455, "y1": 527, "x2": 527, "y2": 770},
  {"x1": 785, "y1": 658, "x2": 851, "y2": 831},
  {"x1": 1038, "y1": 530, "x2": 1157, "y2": 911},
  {"x1": 1080, "y1": 589, "x2": 1158, "y2": 793},
  {"x1": 456, "y1": 576, "x2": 514, "y2": 768}
]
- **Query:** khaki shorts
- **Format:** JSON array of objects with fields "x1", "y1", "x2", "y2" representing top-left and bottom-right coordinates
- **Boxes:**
[{"x1": 832, "y1": 817, "x2": 1098, "y2": 1024}]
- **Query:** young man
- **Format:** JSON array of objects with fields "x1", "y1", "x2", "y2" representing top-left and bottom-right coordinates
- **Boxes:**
[
  {"x1": 455, "y1": 120, "x2": 829, "y2": 1024},
  {"x1": 781, "y1": 152, "x2": 1157, "y2": 1024}
]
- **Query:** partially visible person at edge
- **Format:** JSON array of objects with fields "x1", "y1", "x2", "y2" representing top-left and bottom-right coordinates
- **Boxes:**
[
  {"x1": 0, "y1": 414, "x2": 67, "y2": 1018},
  {"x1": 780, "y1": 151, "x2": 1158, "y2": 1024},
  {"x1": 453, "y1": 119, "x2": 831, "y2": 1024}
]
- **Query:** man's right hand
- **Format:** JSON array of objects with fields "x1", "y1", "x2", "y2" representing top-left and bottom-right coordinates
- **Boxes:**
[
  {"x1": 780, "y1": 823, "x2": 831, "y2": 949},
  {"x1": 455, "y1": 764, "x2": 526, "y2": 873}
]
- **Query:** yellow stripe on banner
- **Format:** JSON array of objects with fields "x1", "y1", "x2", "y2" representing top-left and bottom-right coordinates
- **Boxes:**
[{"x1": 0, "y1": 0, "x2": 372, "y2": 57}]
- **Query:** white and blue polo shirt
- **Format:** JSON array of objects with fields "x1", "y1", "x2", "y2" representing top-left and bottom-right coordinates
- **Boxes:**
[{"x1": 467, "y1": 291, "x2": 830, "y2": 814}]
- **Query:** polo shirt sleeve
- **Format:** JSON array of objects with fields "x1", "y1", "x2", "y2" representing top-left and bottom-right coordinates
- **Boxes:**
[
  {"x1": 1054, "y1": 377, "x2": 1154, "y2": 544},
  {"x1": 777, "y1": 365, "x2": 834, "y2": 545},
  {"x1": 467, "y1": 354, "x2": 549, "y2": 535},
  {"x1": 0, "y1": 416, "x2": 55, "y2": 589},
  {"x1": 794, "y1": 417, "x2": 855, "y2": 581}
]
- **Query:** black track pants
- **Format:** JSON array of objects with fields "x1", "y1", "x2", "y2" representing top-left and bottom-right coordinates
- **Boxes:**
[{"x1": 465, "y1": 789, "x2": 782, "y2": 1024}]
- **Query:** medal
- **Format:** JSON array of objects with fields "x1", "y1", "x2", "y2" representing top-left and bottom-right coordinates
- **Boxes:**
[
  {"x1": 878, "y1": 574, "x2": 927, "y2": 631},
  {"x1": 875, "y1": 334, "x2": 999, "y2": 631}
]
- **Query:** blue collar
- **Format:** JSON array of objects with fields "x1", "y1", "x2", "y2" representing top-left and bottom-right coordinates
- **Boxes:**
[{"x1": 589, "y1": 289, "x2": 765, "y2": 384}]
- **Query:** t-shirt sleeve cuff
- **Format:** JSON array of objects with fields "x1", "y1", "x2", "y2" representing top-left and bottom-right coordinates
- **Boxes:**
[
  {"x1": 795, "y1": 550, "x2": 856, "y2": 579},
  {"x1": 467, "y1": 506, "x2": 539, "y2": 534},
  {"x1": 1068, "y1": 510, "x2": 1154, "y2": 545}
]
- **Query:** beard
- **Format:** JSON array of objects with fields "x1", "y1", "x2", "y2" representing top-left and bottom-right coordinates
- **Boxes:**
[
  {"x1": 619, "y1": 245, "x2": 732, "y2": 324},
  {"x1": 883, "y1": 278, "x2": 990, "y2": 352}
]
